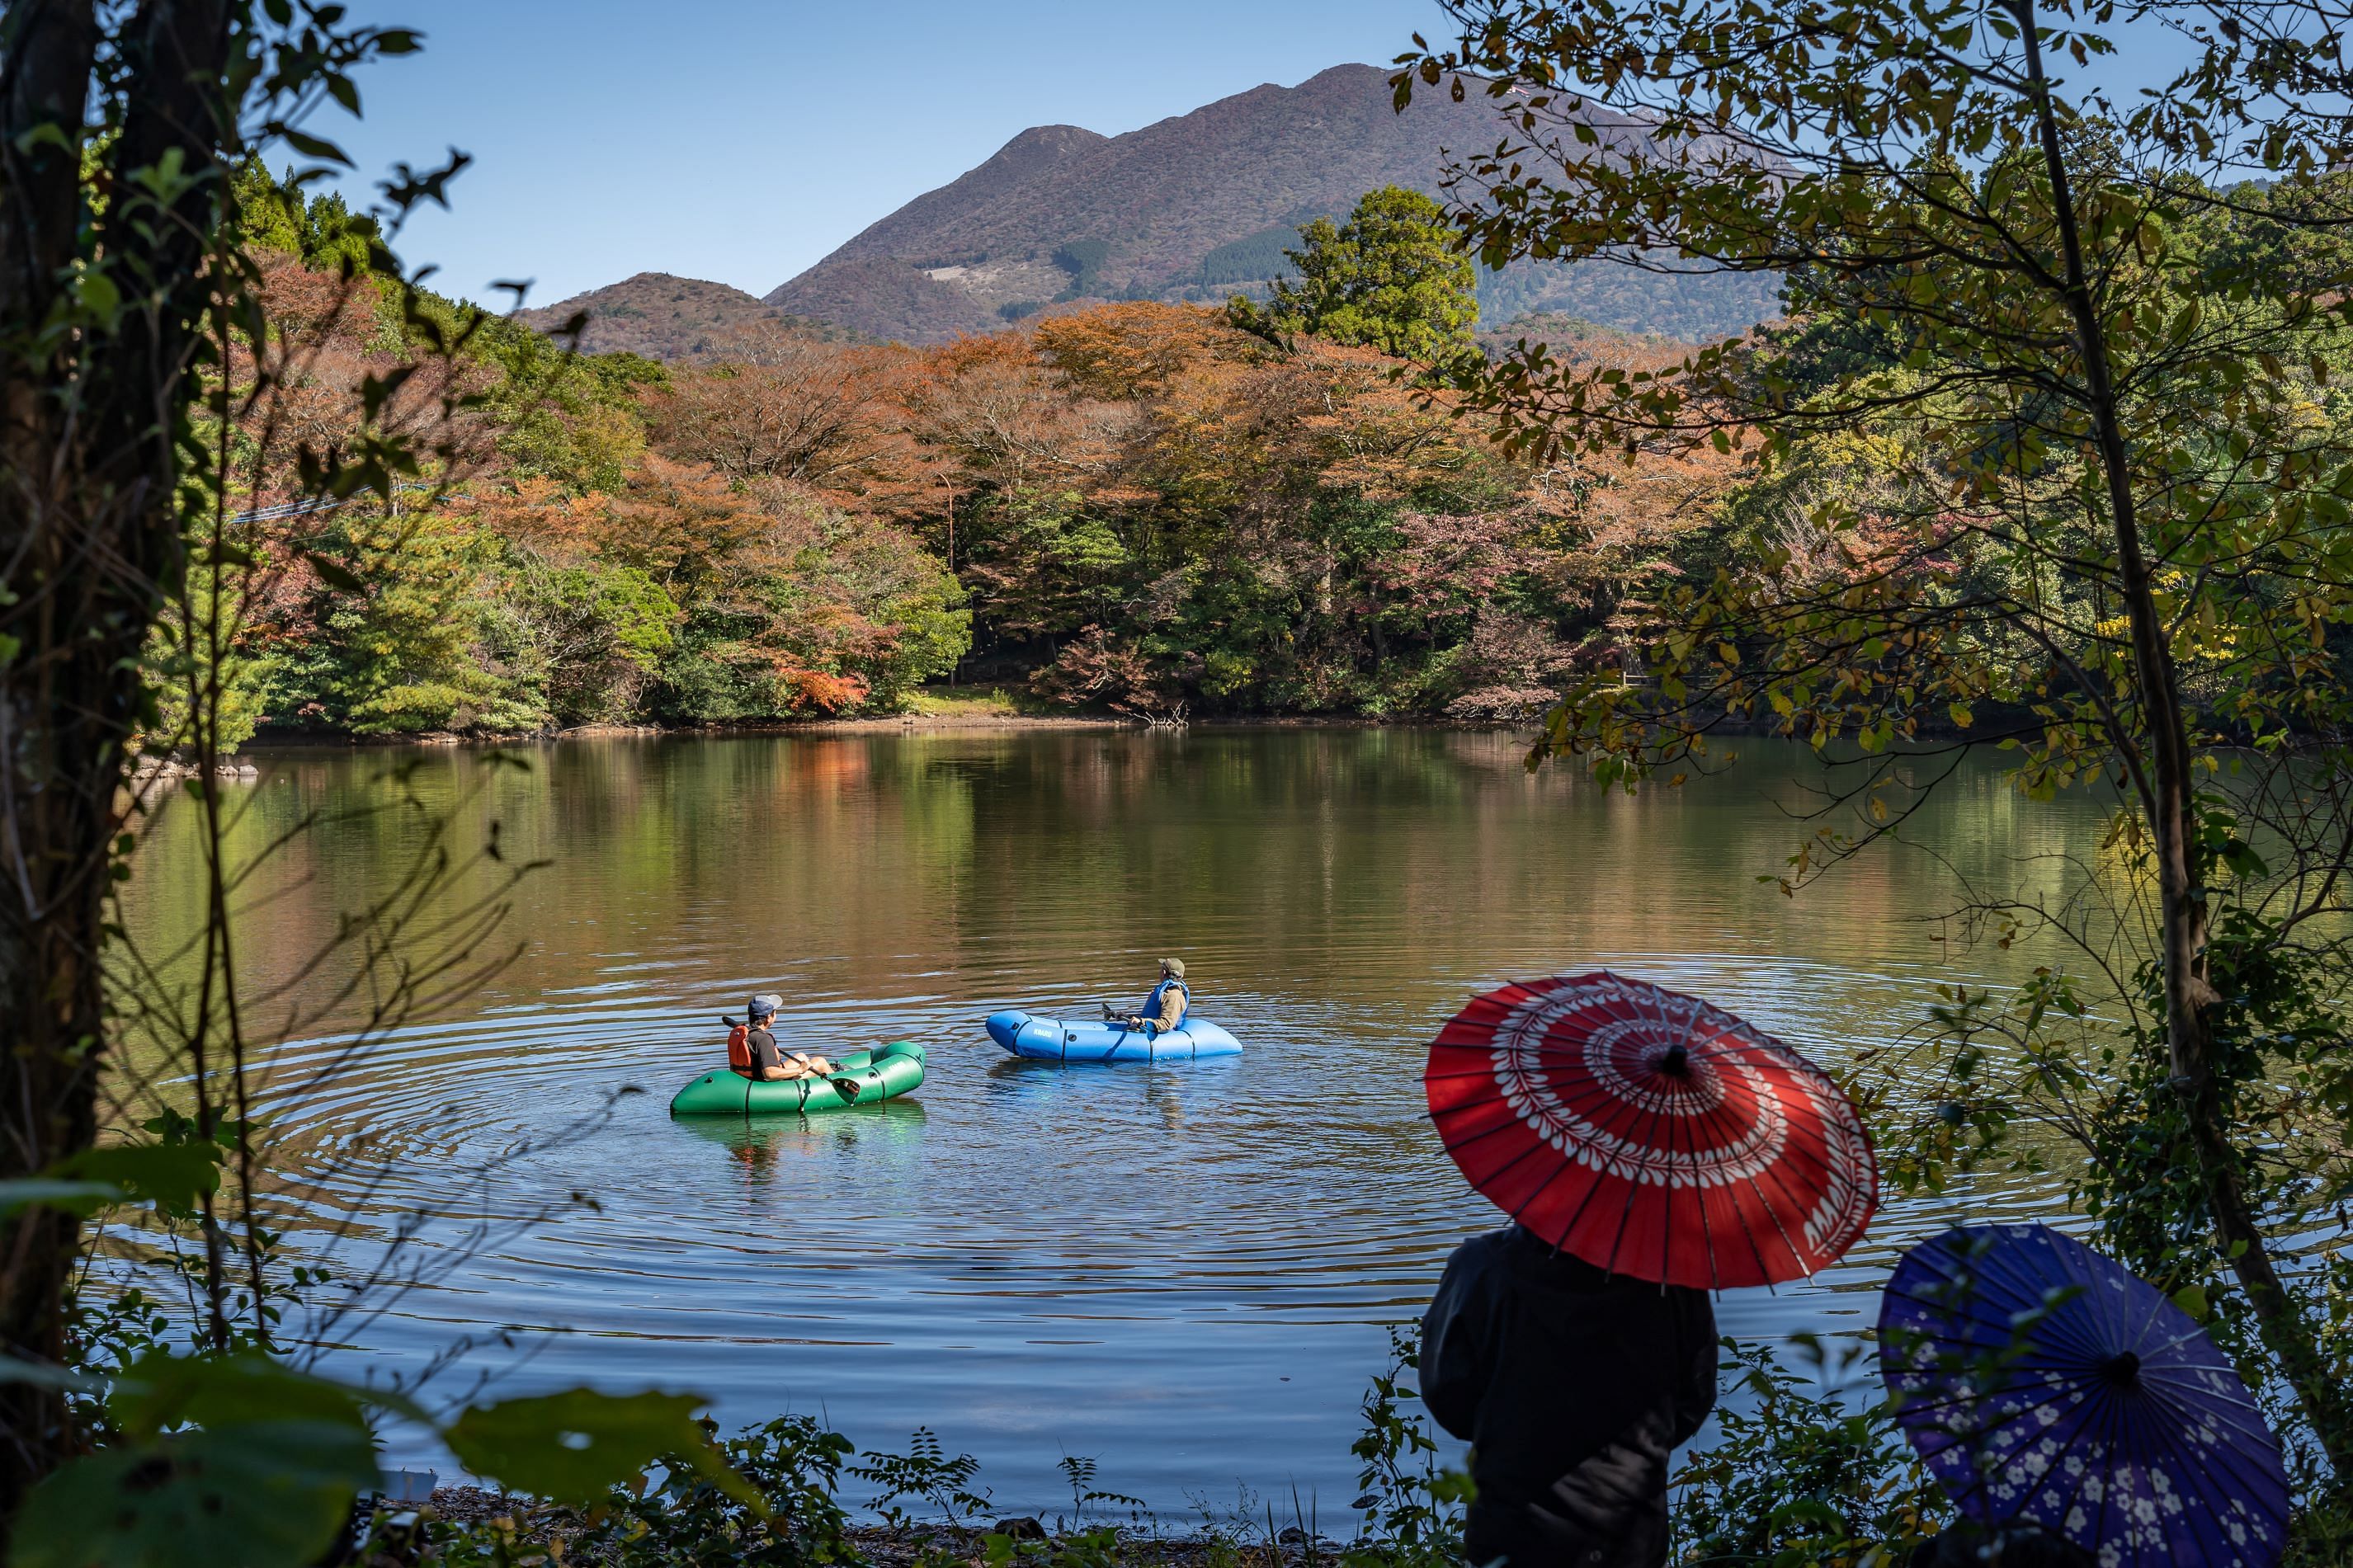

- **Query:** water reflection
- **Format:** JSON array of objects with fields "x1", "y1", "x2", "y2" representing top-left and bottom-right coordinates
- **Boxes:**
[
  {"x1": 672, "y1": 1099, "x2": 933, "y2": 1187},
  {"x1": 120, "y1": 729, "x2": 2096, "y2": 1514}
]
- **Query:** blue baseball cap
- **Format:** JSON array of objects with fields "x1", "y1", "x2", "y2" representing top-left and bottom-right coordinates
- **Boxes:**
[{"x1": 747, "y1": 993, "x2": 782, "y2": 1019}]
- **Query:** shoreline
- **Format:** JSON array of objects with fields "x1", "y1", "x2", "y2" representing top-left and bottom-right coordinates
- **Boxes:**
[
  {"x1": 422, "y1": 1486, "x2": 1350, "y2": 1568},
  {"x1": 225, "y1": 712, "x2": 1521, "y2": 750}
]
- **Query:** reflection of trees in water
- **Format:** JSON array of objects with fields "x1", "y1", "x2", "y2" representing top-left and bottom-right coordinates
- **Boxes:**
[
  {"x1": 98, "y1": 751, "x2": 645, "y2": 1420},
  {"x1": 127, "y1": 732, "x2": 2115, "y2": 1095}
]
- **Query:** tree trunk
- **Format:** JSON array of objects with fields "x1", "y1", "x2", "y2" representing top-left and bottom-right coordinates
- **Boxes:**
[
  {"x1": 0, "y1": 0, "x2": 235, "y2": 1525},
  {"x1": 0, "y1": 0, "x2": 106, "y2": 1518},
  {"x1": 2015, "y1": 0, "x2": 2353, "y2": 1469}
]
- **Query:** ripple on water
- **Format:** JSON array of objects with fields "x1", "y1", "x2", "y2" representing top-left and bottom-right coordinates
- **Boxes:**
[{"x1": 127, "y1": 734, "x2": 2086, "y2": 1514}]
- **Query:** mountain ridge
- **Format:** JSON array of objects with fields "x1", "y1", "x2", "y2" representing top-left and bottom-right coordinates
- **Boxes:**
[
  {"x1": 515, "y1": 272, "x2": 861, "y2": 361},
  {"x1": 526, "y1": 64, "x2": 1779, "y2": 351},
  {"x1": 762, "y1": 63, "x2": 1775, "y2": 344}
]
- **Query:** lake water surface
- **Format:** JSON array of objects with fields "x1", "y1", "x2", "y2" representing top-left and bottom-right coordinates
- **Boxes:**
[{"x1": 123, "y1": 727, "x2": 2093, "y2": 1519}]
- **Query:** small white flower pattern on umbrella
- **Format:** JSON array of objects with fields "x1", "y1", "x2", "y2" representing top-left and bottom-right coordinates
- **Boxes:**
[{"x1": 1880, "y1": 1224, "x2": 2289, "y2": 1568}]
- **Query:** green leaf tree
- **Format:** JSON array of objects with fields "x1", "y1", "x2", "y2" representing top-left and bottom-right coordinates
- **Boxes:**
[
  {"x1": 1397, "y1": 0, "x2": 2353, "y2": 1470},
  {"x1": 1266, "y1": 186, "x2": 1478, "y2": 361},
  {"x1": 0, "y1": 0, "x2": 465, "y2": 1522}
]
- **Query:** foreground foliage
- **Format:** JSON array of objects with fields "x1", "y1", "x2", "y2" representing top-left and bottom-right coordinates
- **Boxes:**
[
  {"x1": 389, "y1": 1336, "x2": 1465, "y2": 1568},
  {"x1": 1402, "y1": 0, "x2": 2353, "y2": 1483},
  {"x1": 324, "y1": 1329, "x2": 2353, "y2": 1568}
]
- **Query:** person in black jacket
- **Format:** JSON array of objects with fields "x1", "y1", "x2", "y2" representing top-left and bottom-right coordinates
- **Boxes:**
[{"x1": 1419, "y1": 1225, "x2": 1718, "y2": 1568}]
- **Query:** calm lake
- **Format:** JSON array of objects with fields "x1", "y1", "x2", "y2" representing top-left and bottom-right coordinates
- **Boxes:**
[{"x1": 122, "y1": 727, "x2": 2093, "y2": 1519}]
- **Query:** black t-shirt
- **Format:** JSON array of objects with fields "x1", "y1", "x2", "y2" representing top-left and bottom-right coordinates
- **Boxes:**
[{"x1": 745, "y1": 1026, "x2": 785, "y2": 1072}]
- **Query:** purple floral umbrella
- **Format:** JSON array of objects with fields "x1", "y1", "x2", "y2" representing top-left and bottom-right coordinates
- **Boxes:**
[{"x1": 1879, "y1": 1224, "x2": 2289, "y2": 1568}]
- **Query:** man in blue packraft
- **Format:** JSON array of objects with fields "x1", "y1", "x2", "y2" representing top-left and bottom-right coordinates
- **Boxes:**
[{"x1": 1109, "y1": 958, "x2": 1187, "y2": 1035}]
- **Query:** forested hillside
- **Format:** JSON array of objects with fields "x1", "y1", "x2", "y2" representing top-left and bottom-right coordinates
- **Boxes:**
[
  {"x1": 208, "y1": 183, "x2": 1738, "y2": 739},
  {"x1": 513, "y1": 273, "x2": 859, "y2": 361}
]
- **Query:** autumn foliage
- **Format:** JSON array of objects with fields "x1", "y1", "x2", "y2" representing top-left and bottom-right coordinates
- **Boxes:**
[{"x1": 221, "y1": 249, "x2": 1742, "y2": 733}]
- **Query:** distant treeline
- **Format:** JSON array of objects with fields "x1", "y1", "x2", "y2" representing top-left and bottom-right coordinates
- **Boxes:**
[{"x1": 1161, "y1": 224, "x2": 1783, "y2": 345}]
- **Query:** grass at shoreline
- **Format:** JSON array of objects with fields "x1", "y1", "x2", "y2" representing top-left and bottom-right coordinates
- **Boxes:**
[
  {"x1": 398, "y1": 1377, "x2": 1463, "y2": 1568},
  {"x1": 904, "y1": 685, "x2": 1038, "y2": 718},
  {"x1": 422, "y1": 1487, "x2": 1355, "y2": 1568}
]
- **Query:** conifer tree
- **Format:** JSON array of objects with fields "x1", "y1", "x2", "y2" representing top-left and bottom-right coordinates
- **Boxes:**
[{"x1": 1268, "y1": 186, "x2": 1478, "y2": 360}]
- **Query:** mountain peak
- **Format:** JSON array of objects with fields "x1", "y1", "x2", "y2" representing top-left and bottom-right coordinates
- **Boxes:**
[
  {"x1": 992, "y1": 123, "x2": 1110, "y2": 168},
  {"x1": 517, "y1": 272, "x2": 861, "y2": 361},
  {"x1": 728, "y1": 64, "x2": 1775, "y2": 348}
]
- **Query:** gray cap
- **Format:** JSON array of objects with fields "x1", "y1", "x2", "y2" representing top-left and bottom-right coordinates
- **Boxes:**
[
  {"x1": 747, "y1": 993, "x2": 783, "y2": 1019},
  {"x1": 1160, "y1": 958, "x2": 1185, "y2": 979}
]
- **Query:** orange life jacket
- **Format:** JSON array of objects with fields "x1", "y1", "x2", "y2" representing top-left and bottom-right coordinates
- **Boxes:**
[{"x1": 728, "y1": 1024, "x2": 752, "y2": 1072}]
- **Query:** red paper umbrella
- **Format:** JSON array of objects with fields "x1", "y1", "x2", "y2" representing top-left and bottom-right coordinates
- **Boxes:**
[{"x1": 1425, "y1": 971, "x2": 1878, "y2": 1289}]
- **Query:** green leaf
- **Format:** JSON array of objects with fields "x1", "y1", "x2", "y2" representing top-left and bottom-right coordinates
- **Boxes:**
[
  {"x1": 15, "y1": 1350, "x2": 394, "y2": 1568},
  {"x1": 302, "y1": 551, "x2": 366, "y2": 593},
  {"x1": 13, "y1": 121, "x2": 74, "y2": 156},
  {"x1": 0, "y1": 1355, "x2": 104, "y2": 1392},
  {"x1": 2170, "y1": 1283, "x2": 2209, "y2": 1322},
  {"x1": 15, "y1": 1420, "x2": 378, "y2": 1568},
  {"x1": 59, "y1": 1142, "x2": 223, "y2": 1219},
  {"x1": 75, "y1": 270, "x2": 120, "y2": 321},
  {"x1": 0, "y1": 1178, "x2": 125, "y2": 1217},
  {"x1": 107, "y1": 1350, "x2": 382, "y2": 1439},
  {"x1": 276, "y1": 129, "x2": 352, "y2": 167},
  {"x1": 445, "y1": 1388, "x2": 758, "y2": 1509}
]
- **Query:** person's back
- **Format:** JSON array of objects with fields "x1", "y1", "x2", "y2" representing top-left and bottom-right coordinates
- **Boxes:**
[
  {"x1": 728, "y1": 994, "x2": 832, "y2": 1081},
  {"x1": 1420, "y1": 1226, "x2": 1717, "y2": 1568}
]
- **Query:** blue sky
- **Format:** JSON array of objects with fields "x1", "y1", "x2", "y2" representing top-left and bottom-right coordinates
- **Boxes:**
[{"x1": 327, "y1": 2, "x2": 1456, "y2": 308}]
